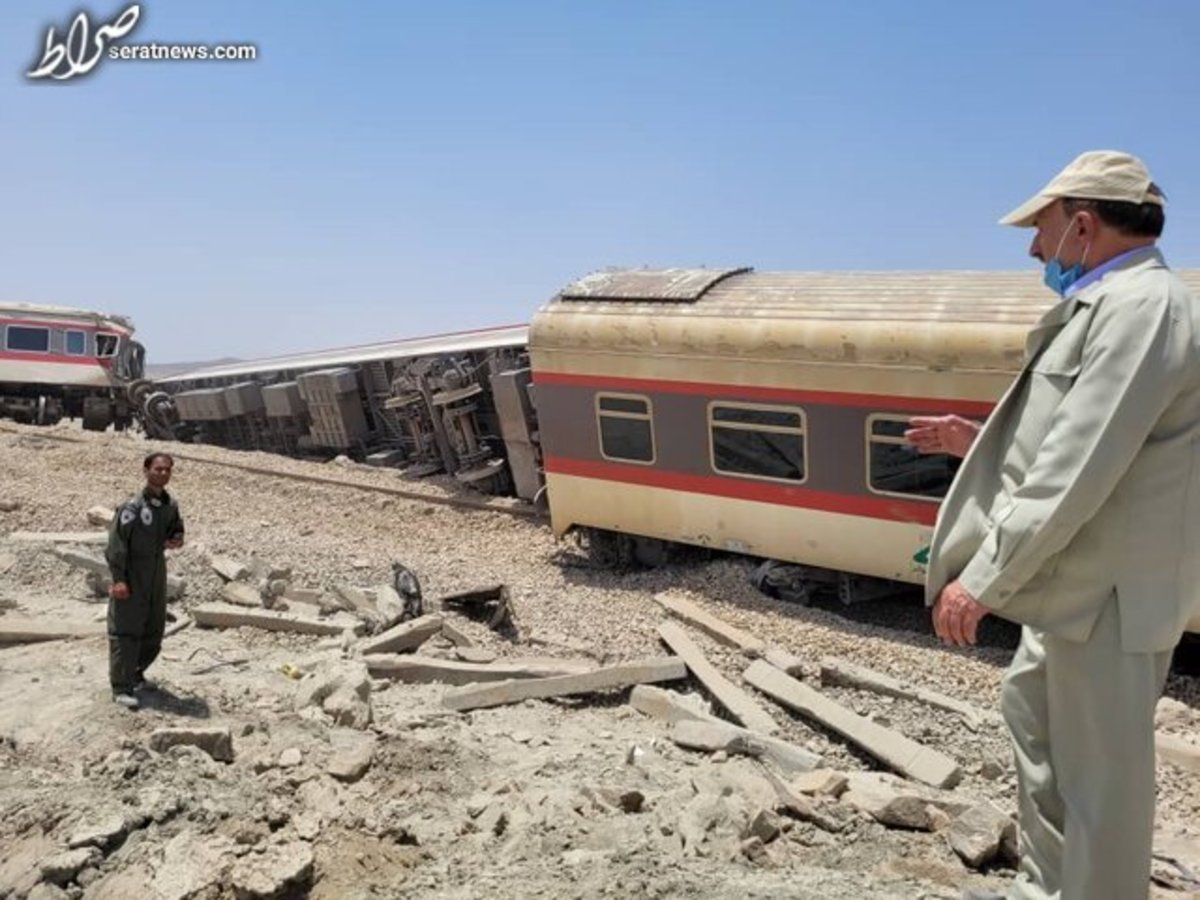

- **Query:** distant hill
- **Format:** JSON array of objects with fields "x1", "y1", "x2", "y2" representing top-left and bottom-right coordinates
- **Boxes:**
[{"x1": 145, "y1": 358, "x2": 243, "y2": 380}]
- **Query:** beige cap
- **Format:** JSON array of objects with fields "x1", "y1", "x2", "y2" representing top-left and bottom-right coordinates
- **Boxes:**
[{"x1": 999, "y1": 150, "x2": 1165, "y2": 227}]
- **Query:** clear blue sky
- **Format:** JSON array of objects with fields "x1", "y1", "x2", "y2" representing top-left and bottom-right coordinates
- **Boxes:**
[{"x1": 3, "y1": 1, "x2": 1198, "y2": 363}]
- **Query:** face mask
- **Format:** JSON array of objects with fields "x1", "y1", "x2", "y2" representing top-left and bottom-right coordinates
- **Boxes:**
[{"x1": 1042, "y1": 214, "x2": 1090, "y2": 297}]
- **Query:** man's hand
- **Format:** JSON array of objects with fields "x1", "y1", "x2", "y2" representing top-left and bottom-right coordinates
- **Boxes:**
[
  {"x1": 905, "y1": 415, "x2": 981, "y2": 459},
  {"x1": 165, "y1": 537, "x2": 183, "y2": 550},
  {"x1": 932, "y1": 579, "x2": 989, "y2": 646},
  {"x1": 110, "y1": 581, "x2": 130, "y2": 601}
]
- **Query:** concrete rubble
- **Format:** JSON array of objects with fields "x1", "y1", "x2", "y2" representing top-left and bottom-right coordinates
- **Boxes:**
[
  {"x1": 38, "y1": 848, "x2": 101, "y2": 886},
  {"x1": 948, "y1": 801, "x2": 1019, "y2": 868},
  {"x1": 840, "y1": 771, "x2": 973, "y2": 830},
  {"x1": 294, "y1": 661, "x2": 373, "y2": 729},
  {"x1": 211, "y1": 555, "x2": 251, "y2": 582},
  {"x1": 325, "y1": 729, "x2": 376, "y2": 782},
  {"x1": 2, "y1": 428, "x2": 1197, "y2": 900},
  {"x1": 148, "y1": 726, "x2": 235, "y2": 762},
  {"x1": 66, "y1": 812, "x2": 128, "y2": 850},
  {"x1": 229, "y1": 840, "x2": 314, "y2": 899}
]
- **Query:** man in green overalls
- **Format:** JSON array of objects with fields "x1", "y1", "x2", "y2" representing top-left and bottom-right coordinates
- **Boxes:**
[{"x1": 105, "y1": 452, "x2": 185, "y2": 709}]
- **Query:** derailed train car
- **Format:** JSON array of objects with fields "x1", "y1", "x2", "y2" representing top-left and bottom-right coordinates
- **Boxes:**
[
  {"x1": 151, "y1": 265, "x2": 1200, "y2": 628},
  {"x1": 527, "y1": 266, "x2": 1200, "y2": 614},
  {"x1": 156, "y1": 325, "x2": 538, "y2": 495},
  {"x1": 0, "y1": 301, "x2": 149, "y2": 429}
]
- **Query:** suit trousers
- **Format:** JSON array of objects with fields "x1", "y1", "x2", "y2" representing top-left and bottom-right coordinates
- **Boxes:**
[{"x1": 1002, "y1": 596, "x2": 1172, "y2": 900}]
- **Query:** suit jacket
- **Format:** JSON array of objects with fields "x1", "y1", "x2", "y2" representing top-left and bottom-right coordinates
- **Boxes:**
[{"x1": 926, "y1": 249, "x2": 1200, "y2": 652}]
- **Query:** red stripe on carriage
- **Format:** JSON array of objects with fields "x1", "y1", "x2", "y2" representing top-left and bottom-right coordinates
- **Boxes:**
[
  {"x1": 531, "y1": 371, "x2": 995, "y2": 416},
  {"x1": 544, "y1": 455, "x2": 940, "y2": 526}
]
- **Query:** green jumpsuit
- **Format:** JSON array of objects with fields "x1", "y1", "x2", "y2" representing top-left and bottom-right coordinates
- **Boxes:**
[{"x1": 105, "y1": 488, "x2": 184, "y2": 693}]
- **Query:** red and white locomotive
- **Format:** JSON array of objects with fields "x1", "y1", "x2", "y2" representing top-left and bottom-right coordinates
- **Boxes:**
[{"x1": 0, "y1": 301, "x2": 148, "y2": 430}]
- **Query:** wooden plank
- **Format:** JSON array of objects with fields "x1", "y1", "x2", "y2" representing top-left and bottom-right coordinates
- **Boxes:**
[
  {"x1": 657, "y1": 621, "x2": 778, "y2": 735},
  {"x1": 358, "y1": 614, "x2": 443, "y2": 655},
  {"x1": 0, "y1": 624, "x2": 103, "y2": 645},
  {"x1": 744, "y1": 659, "x2": 962, "y2": 789},
  {"x1": 6, "y1": 531, "x2": 107, "y2": 545},
  {"x1": 653, "y1": 591, "x2": 765, "y2": 657},
  {"x1": 443, "y1": 657, "x2": 686, "y2": 712},
  {"x1": 628, "y1": 685, "x2": 822, "y2": 774},
  {"x1": 366, "y1": 655, "x2": 594, "y2": 685},
  {"x1": 819, "y1": 656, "x2": 998, "y2": 731},
  {"x1": 191, "y1": 602, "x2": 359, "y2": 637}
]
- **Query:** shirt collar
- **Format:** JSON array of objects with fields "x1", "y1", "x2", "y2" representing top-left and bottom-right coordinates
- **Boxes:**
[{"x1": 1066, "y1": 245, "x2": 1162, "y2": 297}]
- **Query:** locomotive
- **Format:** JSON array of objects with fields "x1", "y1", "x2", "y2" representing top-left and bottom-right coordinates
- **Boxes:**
[{"x1": 0, "y1": 301, "x2": 150, "y2": 430}]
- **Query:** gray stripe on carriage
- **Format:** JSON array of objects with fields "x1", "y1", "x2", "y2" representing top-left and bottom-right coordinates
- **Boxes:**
[{"x1": 535, "y1": 382, "x2": 948, "y2": 501}]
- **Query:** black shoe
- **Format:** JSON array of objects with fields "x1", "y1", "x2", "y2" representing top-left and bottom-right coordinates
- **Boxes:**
[{"x1": 133, "y1": 676, "x2": 157, "y2": 693}]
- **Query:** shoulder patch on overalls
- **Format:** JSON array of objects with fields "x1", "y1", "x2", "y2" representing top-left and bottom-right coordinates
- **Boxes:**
[
  {"x1": 140, "y1": 506, "x2": 153, "y2": 526},
  {"x1": 119, "y1": 507, "x2": 137, "y2": 526}
]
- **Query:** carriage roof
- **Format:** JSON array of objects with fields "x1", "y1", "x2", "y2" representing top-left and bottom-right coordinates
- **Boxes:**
[
  {"x1": 0, "y1": 301, "x2": 134, "y2": 333},
  {"x1": 530, "y1": 267, "x2": 1200, "y2": 374}
]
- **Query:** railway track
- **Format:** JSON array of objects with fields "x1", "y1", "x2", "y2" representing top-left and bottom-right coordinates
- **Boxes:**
[{"x1": 0, "y1": 425, "x2": 545, "y2": 523}]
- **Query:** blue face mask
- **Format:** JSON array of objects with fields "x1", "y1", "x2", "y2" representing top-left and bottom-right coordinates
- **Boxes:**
[
  {"x1": 1042, "y1": 214, "x2": 1090, "y2": 297},
  {"x1": 1043, "y1": 258, "x2": 1085, "y2": 296}
]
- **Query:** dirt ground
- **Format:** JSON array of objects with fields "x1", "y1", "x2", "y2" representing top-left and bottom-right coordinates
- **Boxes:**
[{"x1": 1, "y1": 423, "x2": 1198, "y2": 899}]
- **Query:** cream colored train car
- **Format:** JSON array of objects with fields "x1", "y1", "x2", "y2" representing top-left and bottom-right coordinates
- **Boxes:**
[{"x1": 529, "y1": 267, "x2": 1200, "y2": 629}]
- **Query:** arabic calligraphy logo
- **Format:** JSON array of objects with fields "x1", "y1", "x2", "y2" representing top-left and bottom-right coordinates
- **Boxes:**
[{"x1": 27, "y1": 3, "x2": 141, "y2": 81}]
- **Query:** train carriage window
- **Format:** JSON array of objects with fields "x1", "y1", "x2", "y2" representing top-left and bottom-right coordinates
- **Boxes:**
[
  {"x1": 866, "y1": 415, "x2": 961, "y2": 500},
  {"x1": 95, "y1": 333, "x2": 119, "y2": 357},
  {"x1": 595, "y1": 393, "x2": 655, "y2": 464},
  {"x1": 708, "y1": 402, "x2": 806, "y2": 483},
  {"x1": 65, "y1": 330, "x2": 87, "y2": 356},
  {"x1": 5, "y1": 326, "x2": 50, "y2": 353}
]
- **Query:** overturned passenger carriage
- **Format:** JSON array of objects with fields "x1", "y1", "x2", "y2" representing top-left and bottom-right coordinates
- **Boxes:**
[
  {"x1": 157, "y1": 325, "x2": 537, "y2": 495},
  {"x1": 529, "y1": 266, "x2": 1200, "y2": 593}
]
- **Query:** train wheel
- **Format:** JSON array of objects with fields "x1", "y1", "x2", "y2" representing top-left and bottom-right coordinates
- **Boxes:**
[
  {"x1": 578, "y1": 528, "x2": 634, "y2": 568},
  {"x1": 632, "y1": 537, "x2": 669, "y2": 568},
  {"x1": 82, "y1": 397, "x2": 112, "y2": 432},
  {"x1": 126, "y1": 379, "x2": 153, "y2": 409},
  {"x1": 35, "y1": 396, "x2": 48, "y2": 426}
]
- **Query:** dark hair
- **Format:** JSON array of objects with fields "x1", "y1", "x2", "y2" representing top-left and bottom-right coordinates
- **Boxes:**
[
  {"x1": 144, "y1": 452, "x2": 174, "y2": 469},
  {"x1": 1063, "y1": 188, "x2": 1166, "y2": 238}
]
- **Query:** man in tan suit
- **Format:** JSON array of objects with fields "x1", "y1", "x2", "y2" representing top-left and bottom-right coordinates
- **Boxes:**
[{"x1": 911, "y1": 151, "x2": 1200, "y2": 900}]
